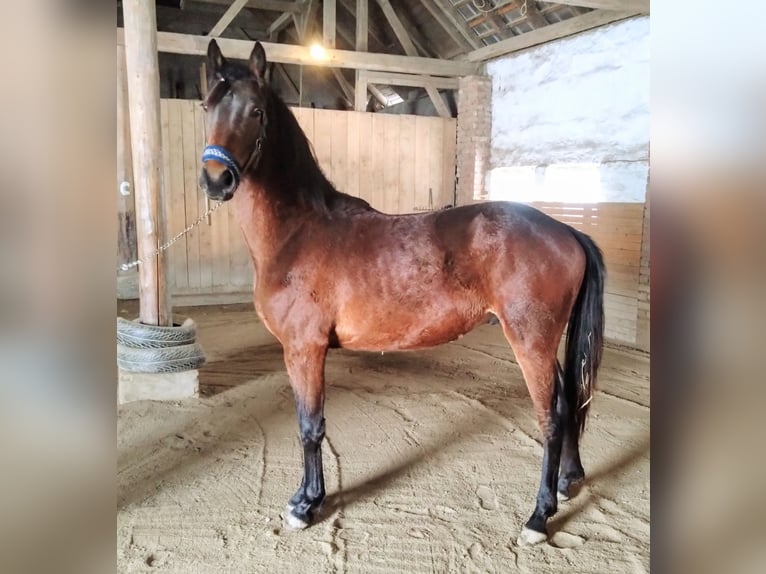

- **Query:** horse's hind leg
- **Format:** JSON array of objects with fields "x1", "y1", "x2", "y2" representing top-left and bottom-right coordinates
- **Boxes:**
[
  {"x1": 499, "y1": 318, "x2": 566, "y2": 545},
  {"x1": 281, "y1": 342, "x2": 328, "y2": 529},
  {"x1": 558, "y1": 410, "x2": 585, "y2": 501}
]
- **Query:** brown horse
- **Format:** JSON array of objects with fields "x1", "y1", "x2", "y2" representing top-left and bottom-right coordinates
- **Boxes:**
[{"x1": 198, "y1": 40, "x2": 605, "y2": 546}]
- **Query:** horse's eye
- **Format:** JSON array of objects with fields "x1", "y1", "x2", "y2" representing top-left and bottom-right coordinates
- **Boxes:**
[{"x1": 252, "y1": 107, "x2": 263, "y2": 119}]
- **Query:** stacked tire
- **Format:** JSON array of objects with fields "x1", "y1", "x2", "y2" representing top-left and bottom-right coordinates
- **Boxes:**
[{"x1": 117, "y1": 317, "x2": 206, "y2": 373}]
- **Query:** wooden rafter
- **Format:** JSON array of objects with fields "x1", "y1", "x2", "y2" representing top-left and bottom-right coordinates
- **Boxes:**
[
  {"x1": 332, "y1": 68, "x2": 354, "y2": 103},
  {"x1": 463, "y1": 9, "x2": 641, "y2": 62},
  {"x1": 384, "y1": 0, "x2": 441, "y2": 58},
  {"x1": 273, "y1": 63, "x2": 300, "y2": 100},
  {"x1": 374, "y1": 0, "x2": 417, "y2": 55},
  {"x1": 419, "y1": 0, "x2": 473, "y2": 52},
  {"x1": 295, "y1": 0, "x2": 319, "y2": 42},
  {"x1": 323, "y1": 0, "x2": 336, "y2": 47},
  {"x1": 354, "y1": 0, "x2": 368, "y2": 113},
  {"x1": 430, "y1": 0, "x2": 481, "y2": 50},
  {"x1": 524, "y1": 1, "x2": 550, "y2": 30},
  {"x1": 371, "y1": 0, "x2": 450, "y2": 117},
  {"x1": 207, "y1": 0, "x2": 249, "y2": 36},
  {"x1": 424, "y1": 85, "x2": 450, "y2": 118},
  {"x1": 548, "y1": 0, "x2": 649, "y2": 12},
  {"x1": 118, "y1": 29, "x2": 479, "y2": 75},
  {"x1": 464, "y1": 1, "x2": 559, "y2": 31},
  {"x1": 197, "y1": 0, "x2": 302, "y2": 12},
  {"x1": 355, "y1": 0, "x2": 368, "y2": 51},
  {"x1": 355, "y1": 69, "x2": 368, "y2": 110},
  {"x1": 268, "y1": 11, "x2": 293, "y2": 40},
  {"x1": 158, "y1": 3, "x2": 265, "y2": 35},
  {"x1": 364, "y1": 71, "x2": 458, "y2": 90},
  {"x1": 473, "y1": 1, "x2": 510, "y2": 40},
  {"x1": 338, "y1": 0, "x2": 388, "y2": 51}
]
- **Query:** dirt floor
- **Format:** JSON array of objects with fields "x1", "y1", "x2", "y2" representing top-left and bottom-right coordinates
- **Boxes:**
[{"x1": 117, "y1": 303, "x2": 649, "y2": 573}]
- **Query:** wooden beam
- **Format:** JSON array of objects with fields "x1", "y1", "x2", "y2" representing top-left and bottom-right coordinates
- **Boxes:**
[
  {"x1": 159, "y1": 2, "x2": 265, "y2": 33},
  {"x1": 354, "y1": 0, "x2": 367, "y2": 115},
  {"x1": 117, "y1": 45, "x2": 138, "y2": 272},
  {"x1": 424, "y1": 85, "x2": 450, "y2": 118},
  {"x1": 268, "y1": 11, "x2": 293, "y2": 40},
  {"x1": 197, "y1": 0, "x2": 302, "y2": 12},
  {"x1": 207, "y1": 0, "x2": 249, "y2": 36},
  {"x1": 547, "y1": 1, "x2": 649, "y2": 13},
  {"x1": 338, "y1": 0, "x2": 386, "y2": 50},
  {"x1": 365, "y1": 70, "x2": 458, "y2": 90},
  {"x1": 122, "y1": 0, "x2": 172, "y2": 326},
  {"x1": 354, "y1": 69, "x2": 368, "y2": 110},
  {"x1": 299, "y1": 0, "x2": 318, "y2": 41},
  {"x1": 274, "y1": 63, "x2": 300, "y2": 100},
  {"x1": 332, "y1": 68, "x2": 354, "y2": 103},
  {"x1": 372, "y1": 0, "x2": 451, "y2": 114},
  {"x1": 355, "y1": 0, "x2": 367, "y2": 52},
  {"x1": 431, "y1": 0, "x2": 481, "y2": 50},
  {"x1": 117, "y1": 29, "x2": 479, "y2": 75},
  {"x1": 323, "y1": 0, "x2": 336, "y2": 47},
  {"x1": 524, "y1": 1, "x2": 549, "y2": 30},
  {"x1": 464, "y1": 10, "x2": 641, "y2": 62},
  {"x1": 374, "y1": 0, "x2": 417, "y2": 55},
  {"x1": 420, "y1": 0, "x2": 471, "y2": 52},
  {"x1": 335, "y1": 17, "x2": 358, "y2": 50},
  {"x1": 380, "y1": 0, "x2": 439, "y2": 58}
]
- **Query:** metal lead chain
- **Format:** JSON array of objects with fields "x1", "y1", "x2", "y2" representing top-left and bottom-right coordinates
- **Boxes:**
[{"x1": 118, "y1": 201, "x2": 224, "y2": 271}]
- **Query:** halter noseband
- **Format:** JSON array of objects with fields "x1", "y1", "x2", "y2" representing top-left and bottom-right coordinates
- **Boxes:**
[{"x1": 201, "y1": 136, "x2": 264, "y2": 189}]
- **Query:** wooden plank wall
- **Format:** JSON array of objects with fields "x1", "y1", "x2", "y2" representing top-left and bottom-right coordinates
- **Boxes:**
[
  {"x1": 531, "y1": 202, "x2": 645, "y2": 345},
  {"x1": 159, "y1": 100, "x2": 457, "y2": 299}
]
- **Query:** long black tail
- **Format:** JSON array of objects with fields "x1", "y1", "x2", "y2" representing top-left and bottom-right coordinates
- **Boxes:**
[{"x1": 565, "y1": 229, "x2": 606, "y2": 437}]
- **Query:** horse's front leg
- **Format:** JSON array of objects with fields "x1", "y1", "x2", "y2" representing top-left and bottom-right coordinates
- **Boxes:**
[{"x1": 282, "y1": 342, "x2": 328, "y2": 529}]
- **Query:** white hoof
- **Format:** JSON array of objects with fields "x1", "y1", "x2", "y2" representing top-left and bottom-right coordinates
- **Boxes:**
[
  {"x1": 557, "y1": 490, "x2": 571, "y2": 502},
  {"x1": 282, "y1": 505, "x2": 309, "y2": 530},
  {"x1": 516, "y1": 526, "x2": 548, "y2": 546}
]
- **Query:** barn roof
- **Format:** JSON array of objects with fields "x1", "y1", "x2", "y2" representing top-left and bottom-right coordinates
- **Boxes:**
[{"x1": 118, "y1": 1, "x2": 647, "y2": 113}]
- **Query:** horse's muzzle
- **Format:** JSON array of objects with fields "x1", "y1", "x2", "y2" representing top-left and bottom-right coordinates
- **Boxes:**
[{"x1": 199, "y1": 164, "x2": 237, "y2": 201}]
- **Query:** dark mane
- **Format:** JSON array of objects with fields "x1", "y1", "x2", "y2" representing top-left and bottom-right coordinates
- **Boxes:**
[{"x1": 220, "y1": 60, "x2": 370, "y2": 214}]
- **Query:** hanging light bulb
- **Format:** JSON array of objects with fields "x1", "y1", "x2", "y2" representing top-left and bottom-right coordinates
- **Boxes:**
[{"x1": 310, "y1": 43, "x2": 327, "y2": 60}]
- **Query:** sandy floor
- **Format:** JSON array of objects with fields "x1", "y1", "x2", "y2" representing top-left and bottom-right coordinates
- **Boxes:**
[{"x1": 117, "y1": 304, "x2": 649, "y2": 573}]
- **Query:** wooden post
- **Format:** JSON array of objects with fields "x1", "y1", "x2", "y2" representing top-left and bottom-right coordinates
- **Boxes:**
[
  {"x1": 323, "y1": 0, "x2": 336, "y2": 48},
  {"x1": 117, "y1": 45, "x2": 137, "y2": 275},
  {"x1": 355, "y1": 0, "x2": 368, "y2": 110},
  {"x1": 355, "y1": 69, "x2": 368, "y2": 111},
  {"x1": 122, "y1": 0, "x2": 172, "y2": 326}
]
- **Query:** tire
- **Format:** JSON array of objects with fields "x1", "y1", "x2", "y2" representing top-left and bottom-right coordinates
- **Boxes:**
[
  {"x1": 117, "y1": 342, "x2": 206, "y2": 374},
  {"x1": 117, "y1": 317, "x2": 196, "y2": 349}
]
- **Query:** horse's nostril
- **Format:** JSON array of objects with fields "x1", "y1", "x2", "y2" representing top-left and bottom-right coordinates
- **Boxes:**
[{"x1": 220, "y1": 169, "x2": 234, "y2": 188}]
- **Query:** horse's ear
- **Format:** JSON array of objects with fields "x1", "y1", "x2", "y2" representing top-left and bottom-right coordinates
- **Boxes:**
[
  {"x1": 207, "y1": 39, "x2": 225, "y2": 76},
  {"x1": 249, "y1": 42, "x2": 267, "y2": 84}
]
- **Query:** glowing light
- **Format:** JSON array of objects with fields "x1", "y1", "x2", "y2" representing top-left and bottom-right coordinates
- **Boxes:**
[{"x1": 310, "y1": 43, "x2": 327, "y2": 60}]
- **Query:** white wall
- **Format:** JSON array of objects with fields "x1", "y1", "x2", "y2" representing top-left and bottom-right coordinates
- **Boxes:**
[{"x1": 487, "y1": 16, "x2": 649, "y2": 203}]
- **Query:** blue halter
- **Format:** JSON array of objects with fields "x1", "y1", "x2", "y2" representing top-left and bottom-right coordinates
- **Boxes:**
[{"x1": 201, "y1": 145, "x2": 242, "y2": 189}]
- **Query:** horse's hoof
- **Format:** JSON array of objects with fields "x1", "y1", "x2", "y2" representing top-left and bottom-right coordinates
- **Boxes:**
[
  {"x1": 516, "y1": 526, "x2": 548, "y2": 546},
  {"x1": 282, "y1": 505, "x2": 309, "y2": 530}
]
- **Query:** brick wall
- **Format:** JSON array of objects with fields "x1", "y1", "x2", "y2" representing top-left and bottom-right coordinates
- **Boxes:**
[
  {"x1": 456, "y1": 75, "x2": 492, "y2": 205},
  {"x1": 636, "y1": 190, "x2": 650, "y2": 351}
]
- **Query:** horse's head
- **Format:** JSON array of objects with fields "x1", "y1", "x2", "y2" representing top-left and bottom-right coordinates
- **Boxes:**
[{"x1": 199, "y1": 40, "x2": 269, "y2": 201}]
